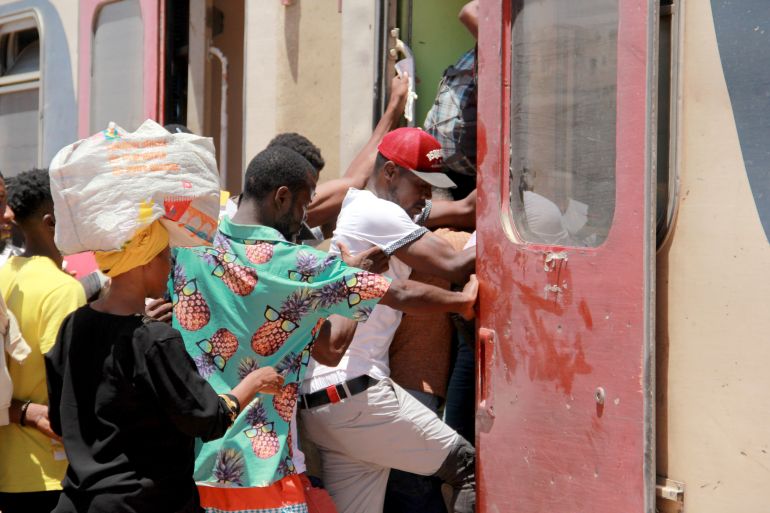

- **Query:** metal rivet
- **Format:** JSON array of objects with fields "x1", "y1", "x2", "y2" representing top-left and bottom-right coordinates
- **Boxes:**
[{"x1": 594, "y1": 387, "x2": 606, "y2": 405}]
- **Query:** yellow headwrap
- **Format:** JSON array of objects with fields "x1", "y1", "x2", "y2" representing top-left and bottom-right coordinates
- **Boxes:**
[{"x1": 94, "y1": 221, "x2": 169, "y2": 278}]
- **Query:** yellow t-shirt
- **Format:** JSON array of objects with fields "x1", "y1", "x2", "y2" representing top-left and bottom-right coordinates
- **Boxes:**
[{"x1": 0, "y1": 256, "x2": 86, "y2": 493}]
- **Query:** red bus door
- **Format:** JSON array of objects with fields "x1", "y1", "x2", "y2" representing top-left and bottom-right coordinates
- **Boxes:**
[{"x1": 476, "y1": 1, "x2": 656, "y2": 512}]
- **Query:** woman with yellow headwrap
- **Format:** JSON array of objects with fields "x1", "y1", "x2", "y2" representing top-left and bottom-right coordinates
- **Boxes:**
[{"x1": 44, "y1": 219, "x2": 284, "y2": 513}]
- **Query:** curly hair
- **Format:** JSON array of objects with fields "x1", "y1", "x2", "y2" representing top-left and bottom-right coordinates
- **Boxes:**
[
  {"x1": 7, "y1": 168, "x2": 52, "y2": 222},
  {"x1": 267, "y1": 132, "x2": 325, "y2": 173},
  {"x1": 243, "y1": 146, "x2": 315, "y2": 202}
]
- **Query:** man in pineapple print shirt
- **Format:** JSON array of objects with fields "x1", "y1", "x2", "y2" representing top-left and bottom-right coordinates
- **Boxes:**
[
  {"x1": 300, "y1": 128, "x2": 477, "y2": 513},
  {"x1": 170, "y1": 146, "x2": 477, "y2": 513}
]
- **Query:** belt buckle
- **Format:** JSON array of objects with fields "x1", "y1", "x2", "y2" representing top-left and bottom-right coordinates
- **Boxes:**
[{"x1": 325, "y1": 384, "x2": 342, "y2": 404}]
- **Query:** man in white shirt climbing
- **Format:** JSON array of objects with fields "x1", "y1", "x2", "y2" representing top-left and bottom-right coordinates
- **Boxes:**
[{"x1": 300, "y1": 127, "x2": 476, "y2": 513}]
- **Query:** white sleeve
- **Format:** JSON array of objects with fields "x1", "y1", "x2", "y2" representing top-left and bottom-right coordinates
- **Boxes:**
[
  {"x1": 4, "y1": 308, "x2": 30, "y2": 363},
  {"x1": 335, "y1": 197, "x2": 428, "y2": 256}
]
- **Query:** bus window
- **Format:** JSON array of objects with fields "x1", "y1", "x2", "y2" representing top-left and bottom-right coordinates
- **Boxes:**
[
  {"x1": 0, "y1": 17, "x2": 40, "y2": 176},
  {"x1": 508, "y1": 0, "x2": 618, "y2": 247},
  {"x1": 90, "y1": 0, "x2": 144, "y2": 132}
]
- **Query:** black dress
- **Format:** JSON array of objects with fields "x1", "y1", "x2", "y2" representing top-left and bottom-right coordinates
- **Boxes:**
[{"x1": 45, "y1": 306, "x2": 233, "y2": 513}]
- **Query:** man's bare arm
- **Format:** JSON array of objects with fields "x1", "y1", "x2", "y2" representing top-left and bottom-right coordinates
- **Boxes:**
[
  {"x1": 380, "y1": 275, "x2": 477, "y2": 320},
  {"x1": 393, "y1": 231, "x2": 475, "y2": 285},
  {"x1": 425, "y1": 190, "x2": 477, "y2": 230},
  {"x1": 306, "y1": 73, "x2": 410, "y2": 228},
  {"x1": 309, "y1": 315, "x2": 358, "y2": 367},
  {"x1": 459, "y1": 0, "x2": 479, "y2": 39},
  {"x1": 312, "y1": 274, "x2": 479, "y2": 366}
]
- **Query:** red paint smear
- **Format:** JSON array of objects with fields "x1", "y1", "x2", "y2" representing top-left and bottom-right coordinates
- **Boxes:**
[
  {"x1": 578, "y1": 299, "x2": 593, "y2": 330},
  {"x1": 514, "y1": 280, "x2": 592, "y2": 395}
]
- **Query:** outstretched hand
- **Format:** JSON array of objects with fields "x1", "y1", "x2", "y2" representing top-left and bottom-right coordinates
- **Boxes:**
[{"x1": 338, "y1": 242, "x2": 390, "y2": 274}]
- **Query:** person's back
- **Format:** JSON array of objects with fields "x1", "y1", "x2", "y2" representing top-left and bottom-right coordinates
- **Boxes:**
[{"x1": 46, "y1": 308, "x2": 217, "y2": 513}]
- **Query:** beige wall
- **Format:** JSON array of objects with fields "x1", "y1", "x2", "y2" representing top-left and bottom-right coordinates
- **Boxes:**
[
  {"x1": 656, "y1": 1, "x2": 770, "y2": 511},
  {"x1": 243, "y1": 0, "x2": 375, "y2": 190},
  {"x1": 208, "y1": 0, "x2": 245, "y2": 193},
  {"x1": 339, "y1": 2, "x2": 375, "y2": 174},
  {"x1": 275, "y1": 1, "x2": 342, "y2": 179}
]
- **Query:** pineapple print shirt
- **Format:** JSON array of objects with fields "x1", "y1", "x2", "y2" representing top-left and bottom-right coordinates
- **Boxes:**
[{"x1": 170, "y1": 217, "x2": 390, "y2": 488}]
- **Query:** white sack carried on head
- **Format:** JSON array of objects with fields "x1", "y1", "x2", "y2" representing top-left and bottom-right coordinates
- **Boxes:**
[{"x1": 50, "y1": 119, "x2": 221, "y2": 254}]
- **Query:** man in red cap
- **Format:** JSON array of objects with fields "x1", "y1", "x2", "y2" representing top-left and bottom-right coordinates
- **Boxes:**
[{"x1": 299, "y1": 127, "x2": 476, "y2": 513}]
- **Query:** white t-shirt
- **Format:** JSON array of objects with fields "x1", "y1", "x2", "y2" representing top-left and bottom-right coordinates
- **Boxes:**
[{"x1": 302, "y1": 188, "x2": 428, "y2": 394}]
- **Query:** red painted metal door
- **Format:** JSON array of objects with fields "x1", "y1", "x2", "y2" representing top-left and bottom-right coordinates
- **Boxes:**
[{"x1": 475, "y1": 1, "x2": 655, "y2": 512}]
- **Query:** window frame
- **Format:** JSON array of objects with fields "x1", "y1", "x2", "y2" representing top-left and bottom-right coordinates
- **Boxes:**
[
  {"x1": 656, "y1": 0, "x2": 683, "y2": 250},
  {"x1": 0, "y1": 9, "x2": 43, "y2": 170}
]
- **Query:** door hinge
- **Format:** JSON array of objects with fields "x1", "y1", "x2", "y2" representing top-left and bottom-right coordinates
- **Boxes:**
[{"x1": 656, "y1": 476, "x2": 685, "y2": 513}]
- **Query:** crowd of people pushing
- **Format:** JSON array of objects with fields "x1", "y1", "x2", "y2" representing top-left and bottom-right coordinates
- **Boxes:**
[{"x1": 0, "y1": 2, "x2": 482, "y2": 513}]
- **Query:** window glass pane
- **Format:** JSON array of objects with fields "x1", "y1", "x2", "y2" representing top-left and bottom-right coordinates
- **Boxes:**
[
  {"x1": 7, "y1": 39, "x2": 39, "y2": 75},
  {"x1": 2, "y1": 28, "x2": 39, "y2": 76},
  {"x1": 0, "y1": 89, "x2": 38, "y2": 176},
  {"x1": 90, "y1": 0, "x2": 143, "y2": 132},
  {"x1": 509, "y1": 0, "x2": 618, "y2": 247}
]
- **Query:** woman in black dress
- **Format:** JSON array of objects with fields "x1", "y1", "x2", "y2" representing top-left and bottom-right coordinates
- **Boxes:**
[{"x1": 45, "y1": 222, "x2": 283, "y2": 513}]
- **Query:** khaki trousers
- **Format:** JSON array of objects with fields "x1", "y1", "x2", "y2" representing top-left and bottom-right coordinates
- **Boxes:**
[{"x1": 299, "y1": 378, "x2": 461, "y2": 513}]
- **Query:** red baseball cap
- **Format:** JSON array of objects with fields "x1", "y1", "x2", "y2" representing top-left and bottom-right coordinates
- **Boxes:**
[{"x1": 377, "y1": 128, "x2": 456, "y2": 188}]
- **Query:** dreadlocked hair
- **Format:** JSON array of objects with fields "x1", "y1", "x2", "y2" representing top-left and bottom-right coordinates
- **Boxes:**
[{"x1": 7, "y1": 168, "x2": 52, "y2": 222}]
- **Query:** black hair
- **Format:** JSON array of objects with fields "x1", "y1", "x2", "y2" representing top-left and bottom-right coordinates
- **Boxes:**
[
  {"x1": 242, "y1": 146, "x2": 315, "y2": 202},
  {"x1": 267, "y1": 132, "x2": 325, "y2": 173},
  {"x1": 7, "y1": 168, "x2": 52, "y2": 222}
]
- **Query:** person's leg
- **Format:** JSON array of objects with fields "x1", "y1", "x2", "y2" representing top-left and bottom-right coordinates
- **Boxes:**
[
  {"x1": 0, "y1": 491, "x2": 62, "y2": 513},
  {"x1": 433, "y1": 437, "x2": 475, "y2": 513},
  {"x1": 318, "y1": 447, "x2": 390, "y2": 513},
  {"x1": 444, "y1": 324, "x2": 476, "y2": 445},
  {"x1": 385, "y1": 381, "x2": 475, "y2": 513},
  {"x1": 302, "y1": 379, "x2": 475, "y2": 513},
  {"x1": 301, "y1": 398, "x2": 391, "y2": 513},
  {"x1": 383, "y1": 388, "x2": 446, "y2": 513}
]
